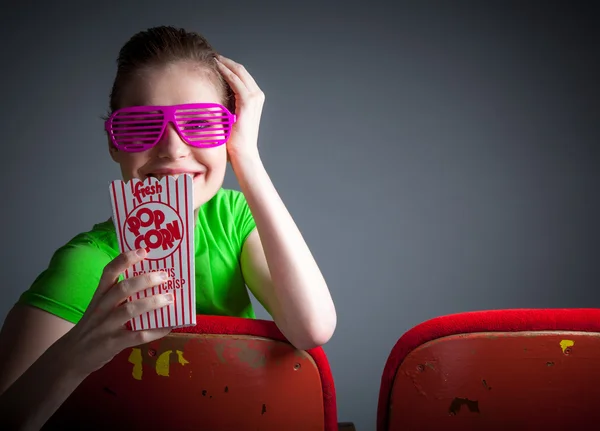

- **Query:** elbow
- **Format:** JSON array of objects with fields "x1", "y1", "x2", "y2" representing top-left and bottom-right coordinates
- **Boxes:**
[{"x1": 288, "y1": 313, "x2": 337, "y2": 351}]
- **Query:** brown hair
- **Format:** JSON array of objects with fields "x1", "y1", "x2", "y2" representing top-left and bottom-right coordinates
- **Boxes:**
[{"x1": 107, "y1": 26, "x2": 234, "y2": 114}]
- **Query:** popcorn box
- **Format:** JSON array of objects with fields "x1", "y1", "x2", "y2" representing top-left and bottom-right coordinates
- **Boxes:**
[{"x1": 109, "y1": 174, "x2": 196, "y2": 330}]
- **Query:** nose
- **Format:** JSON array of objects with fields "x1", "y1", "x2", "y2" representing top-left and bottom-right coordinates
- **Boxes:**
[{"x1": 155, "y1": 122, "x2": 190, "y2": 160}]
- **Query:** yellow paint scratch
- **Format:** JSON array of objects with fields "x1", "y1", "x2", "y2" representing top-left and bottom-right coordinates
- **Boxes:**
[
  {"x1": 128, "y1": 348, "x2": 143, "y2": 380},
  {"x1": 176, "y1": 350, "x2": 189, "y2": 366},
  {"x1": 560, "y1": 340, "x2": 574, "y2": 353},
  {"x1": 156, "y1": 350, "x2": 173, "y2": 377}
]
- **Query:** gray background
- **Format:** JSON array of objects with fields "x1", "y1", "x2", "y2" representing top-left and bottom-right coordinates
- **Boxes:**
[{"x1": 1, "y1": 1, "x2": 599, "y2": 429}]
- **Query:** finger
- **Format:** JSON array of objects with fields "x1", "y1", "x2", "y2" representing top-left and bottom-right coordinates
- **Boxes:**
[
  {"x1": 215, "y1": 58, "x2": 250, "y2": 97},
  {"x1": 95, "y1": 249, "x2": 148, "y2": 296},
  {"x1": 101, "y1": 271, "x2": 170, "y2": 312},
  {"x1": 216, "y1": 55, "x2": 263, "y2": 93},
  {"x1": 218, "y1": 55, "x2": 261, "y2": 91},
  {"x1": 112, "y1": 292, "x2": 174, "y2": 327}
]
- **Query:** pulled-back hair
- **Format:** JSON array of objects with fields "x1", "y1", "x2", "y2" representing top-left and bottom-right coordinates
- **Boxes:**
[{"x1": 108, "y1": 26, "x2": 233, "y2": 114}]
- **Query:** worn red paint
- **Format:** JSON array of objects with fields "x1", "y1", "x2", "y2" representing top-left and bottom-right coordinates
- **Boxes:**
[
  {"x1": 47, "y1": 334, "x2": 325, "y2": 430},
  {"x1": 388, "y1": 331, "x2": 600, "y2": 430}
]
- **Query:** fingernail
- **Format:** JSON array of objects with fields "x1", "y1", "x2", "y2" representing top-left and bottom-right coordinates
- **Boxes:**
[
  {"x1": 165, "y1": 293, "x2": 174, "y2": 302},
  {"x1": 136, "y1": 248, "x2": 146, "y2": 257},
  {"x1": 158, "y1": 271, "x2": 168, "y2": 280}
]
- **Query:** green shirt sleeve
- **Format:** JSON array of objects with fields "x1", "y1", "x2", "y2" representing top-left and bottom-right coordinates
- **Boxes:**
[
  {"x1": 228, "y1": 189, "x2": 257, "y2": 249},
  {"x1": 18, "y1": 236, "x2": 114, "y2": 324}
]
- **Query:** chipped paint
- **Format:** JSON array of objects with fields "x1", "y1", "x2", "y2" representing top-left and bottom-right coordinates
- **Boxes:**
[
  {"x1": 449, "y1": 397, "x2": 480, "y2": 415},
  {"x1": 214, "y1": 343, "x2": 226, "y2": 364},
  {"x1": 293, "y1": 349, "x2": 306, "y2": 359},
  {"x1": 128, "y1": 348, "x2": 143, "y2": 380},
  {"x1": 57, "y1": 334, "x2": 327, "y2": 430},
  {"x1": 103, "y1": 387, "x2": 117, "y2": 396},
  {"x1": 156, "y1": 350, "x2": 173, "y2": 376},
  {"x1": 176, "y1": 350, "x2": 189, "y2": 366},
  {"x1": 232, "y1": 340, "x2": 267, "y2": 369},
  {"x1": 388, "y1": 332, "x2": 600, "y2": 429},
  {"x1": 560, "y1": 340, "x2": 574, "y2": 353}
]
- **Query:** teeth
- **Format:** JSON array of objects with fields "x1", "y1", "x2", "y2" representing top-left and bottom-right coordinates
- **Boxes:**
[{"x1": 149, "y1": 174, "x2": 184, "y2": 181}]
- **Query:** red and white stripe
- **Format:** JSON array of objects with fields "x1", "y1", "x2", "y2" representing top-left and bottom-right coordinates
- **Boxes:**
[{"x1": 109, "y1": 175, "x2": 196, "y2": 330}]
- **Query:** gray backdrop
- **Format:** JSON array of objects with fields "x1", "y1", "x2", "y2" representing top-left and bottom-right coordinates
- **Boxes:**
[{"x1": 1, "y1": 1, "x2": 598, "y2": 429}]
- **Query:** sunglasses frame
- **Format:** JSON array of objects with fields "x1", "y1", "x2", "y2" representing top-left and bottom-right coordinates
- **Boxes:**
[{"x1": 104, "y1": 103, "x2": 237, "y2": 152}]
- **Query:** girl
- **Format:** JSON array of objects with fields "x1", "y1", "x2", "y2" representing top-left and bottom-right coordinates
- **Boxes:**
[{"x1": 0, "y1": 26, "x2": 336, "y2": 430}]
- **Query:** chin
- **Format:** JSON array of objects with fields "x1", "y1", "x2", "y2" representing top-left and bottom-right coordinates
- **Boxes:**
[{"x1": 192, "y1": 176, "x2": 223, "y2": 210}]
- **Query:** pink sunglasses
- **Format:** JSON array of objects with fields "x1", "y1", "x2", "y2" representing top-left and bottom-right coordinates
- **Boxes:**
[{"x1": 104, "y1": 103, "x2": 236, "y2": 152}]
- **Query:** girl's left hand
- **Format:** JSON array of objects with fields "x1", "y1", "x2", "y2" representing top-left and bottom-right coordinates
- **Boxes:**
[{"x1": 215, "y1": 55, "x2": 265, "y2": 161}]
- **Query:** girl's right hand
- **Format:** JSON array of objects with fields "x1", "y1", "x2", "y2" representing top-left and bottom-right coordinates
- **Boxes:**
[{"x1": 59, "y1": 248, "x2": 173, "y2": 376}]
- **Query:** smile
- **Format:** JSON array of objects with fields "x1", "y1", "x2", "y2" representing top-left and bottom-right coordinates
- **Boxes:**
[{"x1": 147, "y1": 172, "x2": 205, "y2": 181}]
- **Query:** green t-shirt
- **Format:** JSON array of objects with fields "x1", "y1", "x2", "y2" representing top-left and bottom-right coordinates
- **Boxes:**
[{"x1": 18, "y1": 188, "x2": 257, "y2": 323}]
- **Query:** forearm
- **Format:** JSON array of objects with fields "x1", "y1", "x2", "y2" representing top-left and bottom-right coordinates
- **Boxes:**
[
  {"x1": 0, "y1": 337, "x2": 86, "y2": 430},
  {"x1": 231, "y1": 153, "x2": 336, "y2": 347}
]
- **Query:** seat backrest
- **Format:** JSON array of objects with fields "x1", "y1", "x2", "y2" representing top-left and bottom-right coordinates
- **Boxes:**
[
  {"x1": 377, "y1": 308, "x2": 600, "y2": 431},
  {"x1": 46, "y1": 315, "x2": 338, "y2": 431}
]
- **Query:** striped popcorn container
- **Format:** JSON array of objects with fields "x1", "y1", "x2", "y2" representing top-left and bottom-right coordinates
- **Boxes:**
[{"x1": 109, "y1": 174, "x2": 196, "y2": 330}]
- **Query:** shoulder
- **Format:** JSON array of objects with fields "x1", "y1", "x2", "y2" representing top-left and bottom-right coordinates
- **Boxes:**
[
  {"x1": 199, "y1": 188, "x2": 251, "y2": 220},
  {"x1": 20, "y1": 220, "x2": 119, "y2": 323},
  {"x1": 197, "y1": 188, "x2": 256, "y2": 249},
  {"x1": 51, "y1": 219, "x2": 120, "y2": 266},
  {"x1": 65, "y1": 219, "x2": 119, "y2": 252},
  {"x1": 203, "y1": 188, "x2": 248, "y2": 208}
]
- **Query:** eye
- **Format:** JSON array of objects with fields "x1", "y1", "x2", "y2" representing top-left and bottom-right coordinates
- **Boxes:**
[{"x1": 186, "y1": 119, "x2": 210, "y2": 130}]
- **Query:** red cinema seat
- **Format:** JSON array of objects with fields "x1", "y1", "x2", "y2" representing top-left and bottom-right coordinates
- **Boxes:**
[
  {"x1": 377, "y1": 308, "x2": 600, "y2": 431},
  {"x1": 45, "y1": 315, "x2": 353, "y2": 430}
]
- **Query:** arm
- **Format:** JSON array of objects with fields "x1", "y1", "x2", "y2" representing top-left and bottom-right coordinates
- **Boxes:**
[
  {"x1": 0, "y1": 304, "x2": 85, "y2": 430},
  {"x1": 237, "y1": 165, "x2": 336, "y2": 350},
  {"x1": 0, "y1": 305, "x2": 75, "y2": 395},
  {"x1": 0, "y1": 250, "x2": 174, "y2": 430},
  {"x1": 215, "y1": 55, "x2": 336, "y2": 350}
]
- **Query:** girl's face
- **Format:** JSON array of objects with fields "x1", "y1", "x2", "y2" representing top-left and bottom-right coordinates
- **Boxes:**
[{"x1": 109, "y1": 62, "x2": 228, "y2": 210}]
